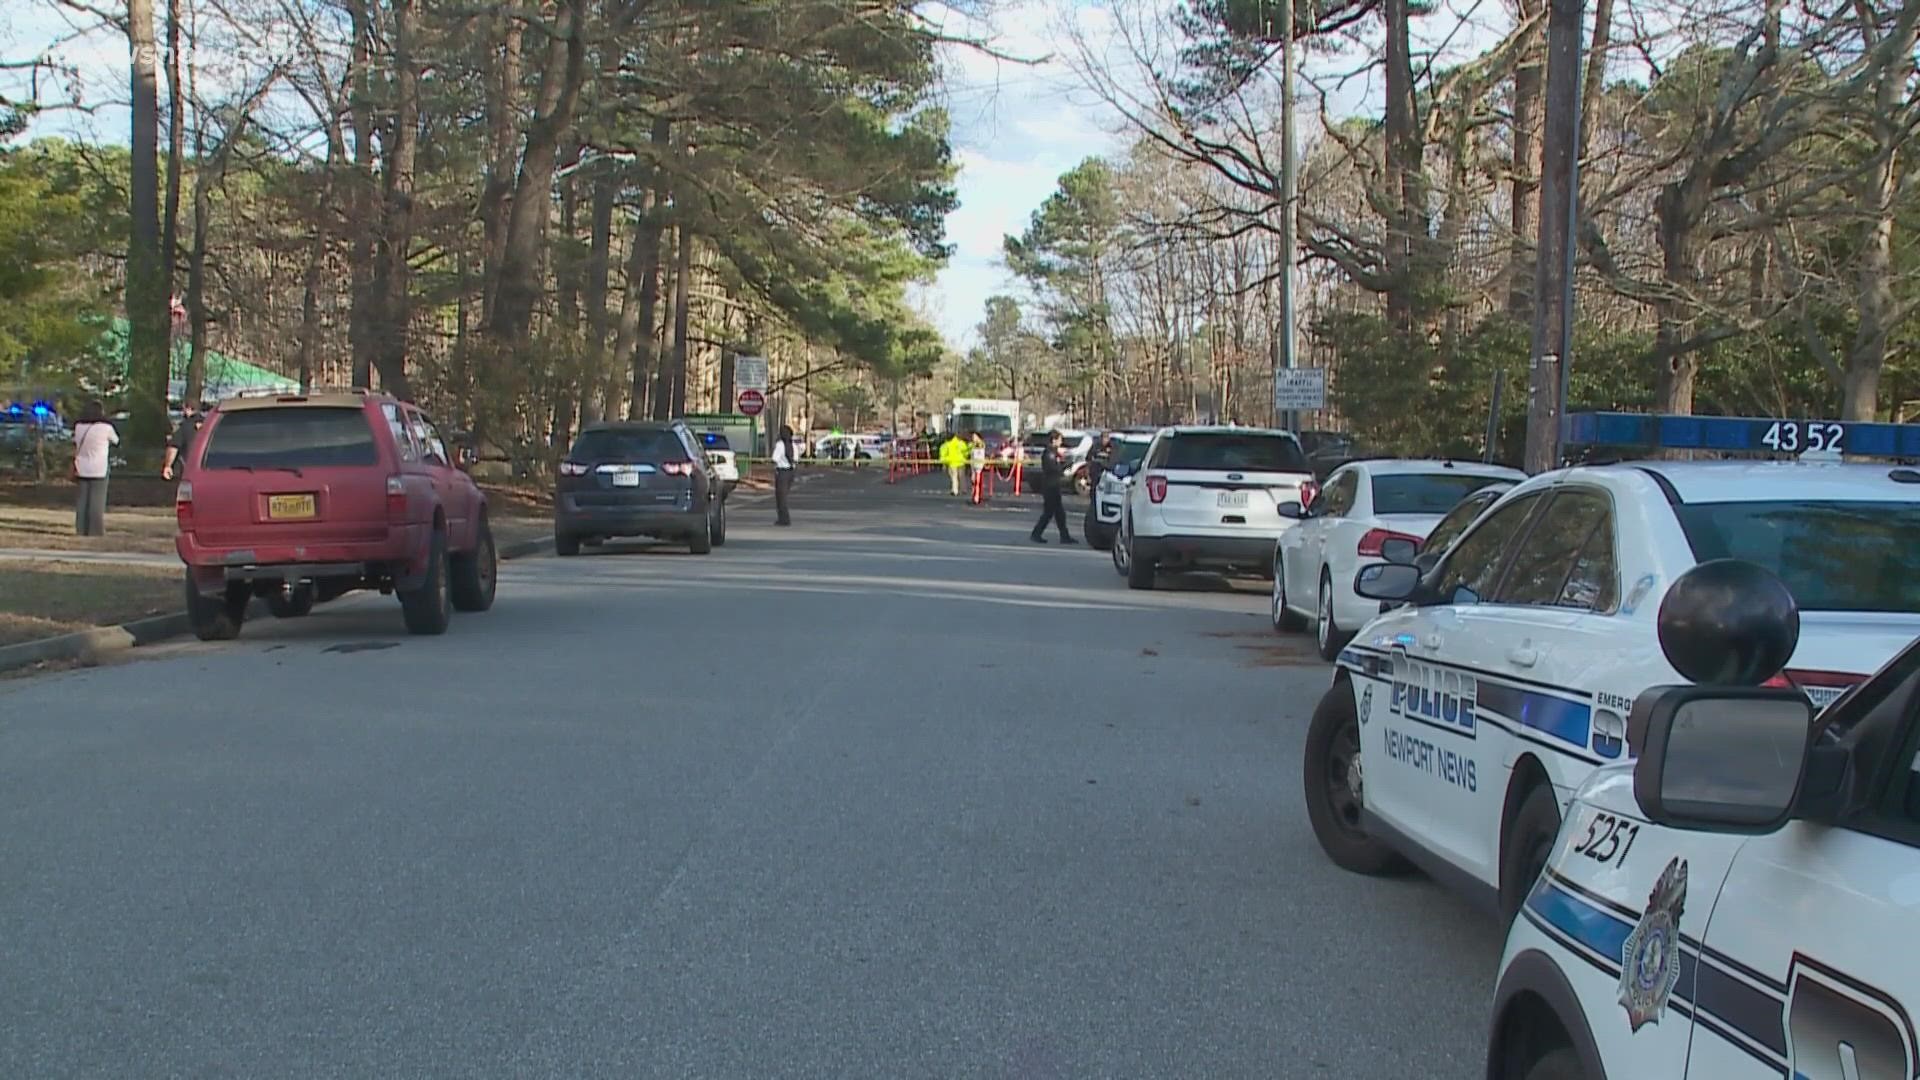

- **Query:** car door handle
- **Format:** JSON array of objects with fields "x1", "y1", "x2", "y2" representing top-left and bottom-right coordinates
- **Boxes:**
[{"x1": 1507, "y1": 646, "x2": 1539, "y2": 668}]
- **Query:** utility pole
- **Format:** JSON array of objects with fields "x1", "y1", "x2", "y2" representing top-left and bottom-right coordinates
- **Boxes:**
[
  {"x1": 1277, "y1": 0, "x2": 1299, "y2": 435},
  {"x1": 1524, "y1": 0, "x2": 1584, "y2": 473}
]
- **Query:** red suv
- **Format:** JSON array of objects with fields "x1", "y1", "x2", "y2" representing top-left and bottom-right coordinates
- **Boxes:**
[{"x1": 174, "y1": 390, "x2": 496, "y2": 639}]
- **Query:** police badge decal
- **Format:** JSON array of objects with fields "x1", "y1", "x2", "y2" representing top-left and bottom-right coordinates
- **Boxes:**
[
  {"x1": 1618, "y1": 857, "x2": 1688, "y2": 1031},
  {"x1": 1358, "y1": 685, "x2": 1374, "y2": 726}
]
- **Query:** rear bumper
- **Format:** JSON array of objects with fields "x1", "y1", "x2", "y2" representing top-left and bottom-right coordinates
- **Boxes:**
[
  {"x1": 555, "y1": 503, "x2": 703, "y2": 538},
  {"x1": 1133, "y1": 534, "x2": 1275, "y2": 572},
  {"x1": 178, "y1": 526, "x2": 427, "y2": 593}
]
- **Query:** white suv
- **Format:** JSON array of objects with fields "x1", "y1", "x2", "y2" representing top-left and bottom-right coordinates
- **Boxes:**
[
  {"x1": 1273, "y1": 459, "x2": 1524, "y2": 660},
  {"x1": 1085, "y1": 429, "x2": 1156, "y2": 550},
  {"x1": 1112, "y1": 426, "x2": 1314, "y2": 590}
]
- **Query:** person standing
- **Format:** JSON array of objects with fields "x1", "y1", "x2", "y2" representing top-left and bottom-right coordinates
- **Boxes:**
[
  {"x1": 1028, "y1": 429, "x2": 1078, "y2": 545},
  {"x1": 71, "y1": 400, "x2": 119, "y2": 536},
  {"x1": 968, "y1": 432, "x2": 987, "y2": 504},
  {"x1": 772, "y1": 423, "x2": 797, "y2": 526},
  {"x1": 162, "y1": 400, "x2": 209, "y2": 481},
  {"x1": 939, "y1": 431, "x2": 969, "y2": 496}
]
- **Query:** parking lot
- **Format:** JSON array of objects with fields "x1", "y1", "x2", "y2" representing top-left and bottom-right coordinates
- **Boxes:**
[{"x1": 0, "y1": 468, "x2": 1507, "y2": 1077}]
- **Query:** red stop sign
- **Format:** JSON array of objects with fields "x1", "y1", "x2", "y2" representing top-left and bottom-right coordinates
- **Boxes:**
[{"x1": 737, "y1": 389, "x2": 765, "y2": 416}]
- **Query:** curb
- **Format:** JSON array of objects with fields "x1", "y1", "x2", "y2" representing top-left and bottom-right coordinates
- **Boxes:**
[{"x1": 0, "y1": 537, "x2": 555, "y2": 677}]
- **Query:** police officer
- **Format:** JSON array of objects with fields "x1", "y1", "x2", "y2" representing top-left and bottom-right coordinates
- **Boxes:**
[
  {"x1": 1028, "y1": 430, "x2": 1078, "y2": 545},
  {"x1": 162, "y1": 400, "x2": 210, "y2": 481}
]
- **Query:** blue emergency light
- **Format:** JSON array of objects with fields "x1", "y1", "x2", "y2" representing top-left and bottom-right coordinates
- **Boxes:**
[{"x1": 1566, "y1": 412, "x2": 1920, "y2": 458}]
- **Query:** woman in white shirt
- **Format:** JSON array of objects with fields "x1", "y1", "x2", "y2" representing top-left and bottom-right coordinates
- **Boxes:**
[
  {"x1": 71, "y1": 399, "x2": 120, "y2": 536},
  {"x1": 772, "y1": 424, "x2": 796, "y2": 526}
]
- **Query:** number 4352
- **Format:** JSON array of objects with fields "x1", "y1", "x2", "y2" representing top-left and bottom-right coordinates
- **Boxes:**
[{"x1": 1762, "y1": 420, "x2": 1845, "y2": 453}]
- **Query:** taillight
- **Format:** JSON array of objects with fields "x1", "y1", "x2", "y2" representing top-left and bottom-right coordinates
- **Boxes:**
[
  {"x1": 386, "y1": 474, "x2": 407, "y2": 520},
  {"x1": 558, "y1": 460, "x2": 590, "y2": 476},
  {"x1": 1300, "y1": 480, "x2": 1320, "y2": 507},
  {"x1": 1146, "y1": 475, "x2": 1168, "y2": 503},
  {"x1": 1358, "y1": 528, "x2": 1423, "y2": 557},
  {"x1": 175, "y1": 480, "x2": 193, "y2": 529},
  {"x1": 1763, "y1": 669, "x2": 1863, "y2": 709},
  {"x1": 661, "y1": 461, "x2": 694, "y2": 477}
]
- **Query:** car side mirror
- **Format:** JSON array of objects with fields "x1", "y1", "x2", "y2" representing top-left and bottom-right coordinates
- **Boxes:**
[
  {"x1": 1354, "y1": 562, "x2": 1420, "y2": 602},
  {"x1": 1380, "y1": 537, "x2": 1418, "y2": 565},
  {"x1": 1630, "y1": 685, "x2": 1814, "y2": 832},
  {"x1": 1276, "y1": 500, "x2": 1305, "y2": 520}
]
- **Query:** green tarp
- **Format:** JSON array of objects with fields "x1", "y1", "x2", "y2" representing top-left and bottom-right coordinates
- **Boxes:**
[{"x1": 95, "y1": 318, "x2": 298, "y2": 402}]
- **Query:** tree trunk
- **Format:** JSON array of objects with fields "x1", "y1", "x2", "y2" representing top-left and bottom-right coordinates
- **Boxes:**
[
  {"x1": 161, "y1": 0, "x2": 184, "y2": 316},
  {"x1": 1382, "y1": 0, "x2": 1421, "y2": 334},
  {"x1": 1577, "y1": 0, "x2": 1613, "y2": 159},
  {"x1": 1653, "y1": 175, "x2": 1709, "y2": 415},
  {"x1": 550, "y1": 150, "x2": 582, "y2": 450},
  {"x1": 297, "y1": 122, "x2": 344, "y2": 395},
  {"x1": 612, "y1": 196, "x2": 656, "y2": 420},
  {"x1": 185, "y1": 131, "x2": 211, "y2": 406},
  {"x1": 125, "y1": 0, "x2": 170, "y2": 452},
  {"x1": 1506, "y1": 0, "x2": 1544, "y2": 316},
  {"x1": 367, "y1": 0, "x2": 419, "y2": 399},
  {"x1": 479, "y1": 12, "x2": 523, "y2": 323},
  {"x1": 580, "y1": 163, "x2": 616, "y2": 423},
  {"x1": 668, "y1": 224, "x2": 693, "y2": 418},
  {"x1": 485, "y1": 0, "x2": 590, "y2": 343},
  {"x1": 346, "y1": 0, "x2": 378, "y2": 389}
]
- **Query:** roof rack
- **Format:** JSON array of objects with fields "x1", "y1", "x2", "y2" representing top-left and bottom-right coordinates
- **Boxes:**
[
  {"x1": 222, "y1": 385, "x2": 368, "y2": 401},
  {"x1": 1565, "y1": 411, "x2": 1920, "y2": 461}
]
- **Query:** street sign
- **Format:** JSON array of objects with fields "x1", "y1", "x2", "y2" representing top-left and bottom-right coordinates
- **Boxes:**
[
  {"x1": 1273, "y1": 367, "x2": 1326, "y2": 412},
  {"x1": 736, "y1": 388, "x2": 765, "y2": 416},
  {"x1": 734, "y1": 355, "x2": 768, "y2": 393}
]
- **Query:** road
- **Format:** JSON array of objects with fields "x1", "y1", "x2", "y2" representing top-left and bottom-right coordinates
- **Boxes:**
[{"x1": 0, "y1": 470, "x2": 1506, "y2": 1078}]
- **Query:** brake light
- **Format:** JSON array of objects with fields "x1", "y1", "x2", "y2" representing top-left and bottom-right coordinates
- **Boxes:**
[
  {"x1": 386, "y1": 474, "x2": 407, "y2": 520},
  {"x1": 175, "y1": 480, "x2": 193, "y2": 529},
  {"x1": 558, "y1": 460, "x2": 590, "y2": 476},
  {"x1": 1763, "y1": 668, "x2": 1864, "y2": 708},
  {"x1": 1300, "y1": 480, "x2": 1320, "y2": 507},
  {"x1": 661, "y1": 461, "x2": 694, "y2": 476},
  {"x1": 1358, "y1": 528, "x2": 1423, "y2": 557},
  {"x1": 1146, "y1": 474, "x2": 1168, "y2": 503}
]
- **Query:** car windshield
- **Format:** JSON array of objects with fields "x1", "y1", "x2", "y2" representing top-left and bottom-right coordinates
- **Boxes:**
[
  {"x1": 1112, "y1": 440, "x2": 1150, "y2": 467},
  {"x1": 1371, "y1": 473, "x2": 1510, "y2": 515},
  {"x1": 569, "y1": 428, "x2": 688, "y2": 462},
  {"x1": 1160, "y1": 433, "x2": 1307, "y2": 472},
  {"x1": 1674, "y1": 500, "x2": 1920, "y2": 613},
  {"x1": 201, "y1": 407, "x2": 379, "y2": 469},
  {"x1": 953, "y1": 415, "x2": 1013, "y2": 437}
]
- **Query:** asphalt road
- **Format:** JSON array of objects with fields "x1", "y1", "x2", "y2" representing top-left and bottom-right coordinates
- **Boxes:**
[{"x1": 0, "y1": 469, "x2": 1507, "y2": 1078}]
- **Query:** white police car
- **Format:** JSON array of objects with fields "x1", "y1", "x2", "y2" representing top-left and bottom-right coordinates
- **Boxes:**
[
  {"x1": 1085, "y1": 429, "x2": 1156, "y2": 550},
  {"x1": 1272, "y1": 458, "x2": 1524, "y2": 660},
  {"x1": 1488, "y1": 559, "x2": 1920, "y2": 1080},
  {"x1": 1301, "y1": 416, "x2": 1920, "y2": 921}
]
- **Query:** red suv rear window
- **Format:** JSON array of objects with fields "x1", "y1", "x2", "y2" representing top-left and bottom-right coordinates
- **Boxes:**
[{"x1": 202, "y1": 407, "x2": 380, "y2": 469}]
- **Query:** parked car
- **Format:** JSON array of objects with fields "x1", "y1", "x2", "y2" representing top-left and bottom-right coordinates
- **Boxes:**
[
  {"x1": 1112, "y1": 426, "x2": 1315, "y2": 589},
  {"x1": 1084, "y1": 429, "x2": 1157, "y2": 549},
  {"x1": 1017, "y1": 429, "x2": 1097, "y2": 493},
  {"x1": 554, "y1": 420, "x2": 725, "y2": 556},
  {"x1": 1272, "y1": 459, "x2": 1525, "y2": 659},
  {"x1": 697, "y1": 431, "x2": 739, "y2": 495},
  {"x1": 174, "y1": 389, "x2": 495, "y2": 640}
]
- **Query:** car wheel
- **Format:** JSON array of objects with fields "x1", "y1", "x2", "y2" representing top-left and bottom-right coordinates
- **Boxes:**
[
  {"x1": 689, "y1": 512, "x2": 713, "y2": 555},
  {"x1": 450, "y1": 515, "x2": 497, "y2": 612},
  {"x1": 399, "y1": 529, "x2": 453, "y2": 635},
  {"x1": 1111, "y1": 518, "x2": 1131, "y2": 577},
  {"x1": 185, "y1": 573, "x2": 247, "y2": 641},
  {"x1": 1520, "y1": 1047, "x2": 1585, "y2": 1080},
  {"x1": 555, "y1": 529, "x2": 581, "y2": 557},
  {"x1": 1500, "y1": 782, "x2": 1562, "y2": 925},
  {"x1": 1302, "y1": 683, "x2": 1410, "y2": 875},
  {"x1": 1272, "y1": 557, "x2": 1307, "y2": 633},
  {"x1": 266, "y1": 582, "x2": 315, "y2": 619},
  {"x1": 1074, "y1": 472, "x2": 1091, "y2": 496},
  {"x1": 712, "y1": 499, "x2": 728, "y2": 547},
  {"x1": 1317, "y1": 570, "x2": 1354, "y2": 662},
  {"x1": 1125, "y1": 536, "x2": 1156, "y2": 590}
]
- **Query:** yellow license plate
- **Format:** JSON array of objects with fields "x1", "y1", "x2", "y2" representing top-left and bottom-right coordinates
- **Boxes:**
[{"x1": 268, "y1": 494, "x2": 316, "y2": 519}]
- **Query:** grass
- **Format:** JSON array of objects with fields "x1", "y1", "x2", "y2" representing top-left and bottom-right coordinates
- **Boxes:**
[{"x1": 0, "y1": 561, "x2": 184, "y2": 647}]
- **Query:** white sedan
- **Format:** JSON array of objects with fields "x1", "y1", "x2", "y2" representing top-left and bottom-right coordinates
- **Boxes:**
[{"x1": 1272, "y1": 459, "x2": 1525, "y2": 660}]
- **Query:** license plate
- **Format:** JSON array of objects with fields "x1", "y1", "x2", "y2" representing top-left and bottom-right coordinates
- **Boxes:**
[
  {"x1": 611, "y1": 471, "x2": 641, "y2": 487},
  {"x1": 1217, "y1": 491, "x2": 1248, "y2": 508},
  {"x1": 267, "y1": 493, "x2": 316, "y2": 519}
]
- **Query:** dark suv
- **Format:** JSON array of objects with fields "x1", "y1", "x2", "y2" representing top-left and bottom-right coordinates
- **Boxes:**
[
  {"x1": 175, "y1": 390, "x2": 496, "y2": 640},
  {"x1": 554, "y1": 421, "x2": 725, "y2": 556}
]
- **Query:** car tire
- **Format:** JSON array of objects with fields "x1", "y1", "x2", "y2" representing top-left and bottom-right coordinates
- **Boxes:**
[
  {"x1": 266, "y1": 583, "x2": 315, "y2": 619},
  {"x1": 1302, "y1": 683, "x2": 1410, "y2": 875},
  {"x1": 450, "y1": 515, "x2": 497, "y2": 613},
  {"x1": 1111, "y1": 520, "x2": 1131, "y2": 577},
  {"x1": 1317, "y1": 570, "x2": 1355, "y2": 662},
  {"x1": 555, "y1": 530, "x2": 581, "y2": 557},
  {"x1": 1272, "y1": 557, "x2": 1308, "y2": 633},
  {"x1": 689, "y1": 512, "x2": 713, "y2": 555},
  {"x1": 1500, "y1": 781, "x2": 1563, "y2": 924},
  {"x1": 1074, "y1": 472, "x2": 1091, "y2": 497},
  {"x1": 399, "y1": 529, "x2": 453, "y2": 635},
  {"x1": 1520, "y1": 1047, "x2": 1585, "y2": 1080},
  {"x1": 712, "y1": 499, "x2": 728, "y2": 547},
  {"x1": 1125, "y1": 537, "x2": 1156, "y2": 590},
  {"x1": 185, "y1": 573, "x2": 247, "y2": 641}
]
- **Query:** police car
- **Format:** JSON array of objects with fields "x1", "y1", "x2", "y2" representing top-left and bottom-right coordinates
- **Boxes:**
[
  {"x1": 1488, "y1": 559, "x2": 1920, "y2": 1080},
  {"x1": 1084, "y1": 428, "x2": 1156, "y2": 550},
  {"x1": 1301, "y1": 414, "x2": 1920, "y2": 923}
]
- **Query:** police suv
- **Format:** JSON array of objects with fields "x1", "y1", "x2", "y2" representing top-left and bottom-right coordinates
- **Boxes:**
[
  {"x1": 1488, "y1": 559, "x2": 1920, "y2": 1080},
  {"x1": 1085, "y1": 428, "x2": 1156, "y2": 550},
  {"x1": 1301, "y1": 414, "x2": 1920, "y2": 922}
]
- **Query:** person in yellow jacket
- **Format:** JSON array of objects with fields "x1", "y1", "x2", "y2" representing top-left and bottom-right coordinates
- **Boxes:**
[{"x1": 939, "y1": 432, "x2": 971, "y2": 496}]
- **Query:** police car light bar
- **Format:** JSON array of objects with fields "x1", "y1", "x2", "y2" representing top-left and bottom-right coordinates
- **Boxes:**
[{"x1": 1566, "y1": 412, "x2": 1920, "y2": 458}]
